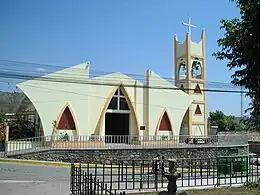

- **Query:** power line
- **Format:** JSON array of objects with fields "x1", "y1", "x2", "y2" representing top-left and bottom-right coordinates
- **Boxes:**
[
  {"x1": 0, "y1": 65, "x2": 237, "y2": 88},
  {"x1": 0, "y1": 71, "x2": 249, "y2": 94},
  {"x1": 0, "y1": 59, "x2": 245, "y2": 88},
  {"x1": 10, "y1": 83, "x2": 216, "y2": 114}
]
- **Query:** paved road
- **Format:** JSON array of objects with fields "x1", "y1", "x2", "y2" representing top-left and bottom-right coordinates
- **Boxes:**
[
  {"x1": 1, "y1": 162, "x2": 259, "y2": 195},
  {"x1": 0, "y1": 162, "x2": 70, "y2": 195}
]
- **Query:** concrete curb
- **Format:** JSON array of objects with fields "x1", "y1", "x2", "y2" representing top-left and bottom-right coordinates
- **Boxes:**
[
  {"x1": 0, "y1": 158, "x2": 216, "y2": 173},
  {"x1": 0, "y1": 158, "x2": 73, "y2": 167}
]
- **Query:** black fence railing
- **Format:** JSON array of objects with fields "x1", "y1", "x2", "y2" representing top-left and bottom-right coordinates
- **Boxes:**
[
  {"x1": 70, "y1": 163, "x2": 126, "y2": 195},
  {"x1": 71, "y1": 156, "x2": 260, "y2": 193}
]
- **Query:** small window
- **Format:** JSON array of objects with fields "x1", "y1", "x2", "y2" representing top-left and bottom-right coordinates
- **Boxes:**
[
  {"x1": 108, "y1": 97, "x2": 118, "y2": 110},
  {"x1": 195, "y1": 105, "x2": 202, "y2": 115},
  {"x1": 114, "y1": 89, "x2": 118, "y2": 96},
  {"x1": 119, "y1": 98, "x2": 129, "y2": 110},
  {"x1": 140, "y1": 126, "x2": 145, "y2": 130},
  {"x1": 194, "y1": 84, "x2": 202, "y2": 94},
  {"x1": 119, "y1": 89, "x2": 124, "y2": 96}
]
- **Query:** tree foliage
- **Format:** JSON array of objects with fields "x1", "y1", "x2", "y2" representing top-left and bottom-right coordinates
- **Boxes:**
[
  {"x1": 213, "y1": 0, "x2": 260, "y2": 131},
  {"x1": 209, "y1": 110, "x2": 243, "y2": 131},
  {"x1": 9, "y1": 120, "x2": 36, "y2": 140},
  {"x1": 0, "y1": 113, "x2": 5, "y2": 123}
]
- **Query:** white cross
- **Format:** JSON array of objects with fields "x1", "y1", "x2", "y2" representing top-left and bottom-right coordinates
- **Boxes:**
[{"x1": 182, "y1": 17, "x2": 196, "y2": 35}]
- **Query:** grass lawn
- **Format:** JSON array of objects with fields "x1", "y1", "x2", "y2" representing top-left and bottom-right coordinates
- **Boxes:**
[
  {"x1": 186, "y1": 187, "x2": 260, "y2": 195},
  {"x1": 129, "y1": 187, "x2": 260, "y2": 195}
]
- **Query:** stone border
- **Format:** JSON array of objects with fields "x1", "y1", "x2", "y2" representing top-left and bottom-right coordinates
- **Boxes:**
[{"x1": 7, "y1": 145, "x2": 249, "y2": 165}]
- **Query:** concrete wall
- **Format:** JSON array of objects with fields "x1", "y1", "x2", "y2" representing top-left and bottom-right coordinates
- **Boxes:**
[
  {"x1": 190, "y1": 40, "x2": 203, "y2": 56},
  {"x1": 148, "y1": 71, "x2": 192, "y2": 136},
  {"x1": 175, "y1": 39, "x2": 186, "y2": 58}
]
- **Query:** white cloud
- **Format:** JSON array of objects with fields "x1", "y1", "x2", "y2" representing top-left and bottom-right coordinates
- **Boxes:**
[{"x1": 36, "y1": 68, "x2": 45, "y2": 72}]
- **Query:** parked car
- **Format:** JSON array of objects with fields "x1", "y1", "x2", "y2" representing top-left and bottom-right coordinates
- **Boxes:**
[{"x1": 185, "y1": 137, "x2": 211, "y2": 144}]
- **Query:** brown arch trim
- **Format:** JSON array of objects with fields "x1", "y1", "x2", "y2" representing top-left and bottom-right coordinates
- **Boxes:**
[
  {"x1": 155, "y1": 108, "x2": 174, "y2": 135},
  {"x1": 97, "y1": 84, "x2": 140, "y2": 136},
  {"x1": 53, "y1": 103, "x2": 79, "y2": 136}
]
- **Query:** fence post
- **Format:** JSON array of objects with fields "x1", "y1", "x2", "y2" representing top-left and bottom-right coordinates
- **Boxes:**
[
  {"x1": 84, "y1": 171, "x2": 88, "y2": 195},
  {"x1": 78, "y1": 163, "x2": 82, "y2": 193},
  {"x1": 229, "y1": 159, "x2": 232, "y2": 187},
  {"x1": 155, "y1": 160, "x2": 158, "y2": 191},
  {"x1": 121, "y1": 161, "x2": 124, "y2": 181},
  {"x1": 105, "y1": 184, "x2": 108, "y2": 195},
  {"x1": 246, "y1": 156, "x2": 249, "y2": 183},
  {"x1": 90, "y1": 173, "x2": 93, "y2": 195},
  {"x1": 140, "y1": 162, "x2": 143, "y2": 190},
  {"x1": 132, "y1": 161, "x2": 135, "y2": 189}
]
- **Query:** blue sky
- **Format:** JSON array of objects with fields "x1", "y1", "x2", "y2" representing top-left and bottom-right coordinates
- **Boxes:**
[{"x1": 0, "y1": 0, "x2": 249, "y2": 116}]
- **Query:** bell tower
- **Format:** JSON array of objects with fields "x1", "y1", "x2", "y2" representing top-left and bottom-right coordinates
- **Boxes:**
[{"x1": 174, "y1": 17, "x2": 207, "y2": 136}]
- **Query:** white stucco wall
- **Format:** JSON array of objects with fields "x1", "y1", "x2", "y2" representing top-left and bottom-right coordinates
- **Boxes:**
[
  {"x1": 190, "y1": 40, "x2": 203, "y2": 56},
  {"x1": 17, "y1": 65, "x2": 145, "y2": 137},
  {"x1": 17, "y1": 63, "x2": 91, "y2": 136},
  {"x1": 192, "y1": 124, "x2": 205, "y2": 136},
  {"x1": 148, "y1": 70, "x2": 193, "y2": 136},
  {"x1": 175, "y1": 40, "x2": 187, "y2": 58},
  {"x1": 17, "y1": 62, "x2": 195, "y2": 138}
]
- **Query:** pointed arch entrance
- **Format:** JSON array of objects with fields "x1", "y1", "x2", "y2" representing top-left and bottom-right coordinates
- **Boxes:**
[
  {"x1": 57, "y1": 106, "x2": 76, "y2": 130},
  {"x1": 104, "y1": 86, "x2": 138, "y2": 144},
  {"x1": 54, "y1": 103, "x2": 78, "y2": 137}
]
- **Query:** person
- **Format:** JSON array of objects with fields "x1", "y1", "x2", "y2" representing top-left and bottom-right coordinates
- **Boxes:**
[
  {"x1": 0, "y1": 129, "x2": 6, "y2": 152},
  {"x1": 161, "y1": 156, "x2": 165, "y2": 173},
  {"x1": 151, "y1": 154, "x2": 160, "y2": 174},
  {"x1": 64, "y1": 132, "x2": 69, "y2": 141}
]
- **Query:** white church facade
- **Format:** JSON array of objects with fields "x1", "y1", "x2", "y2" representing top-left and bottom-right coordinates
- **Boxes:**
[{"x1": 16, "y1": 30, "x2": 208, "y2": 140}]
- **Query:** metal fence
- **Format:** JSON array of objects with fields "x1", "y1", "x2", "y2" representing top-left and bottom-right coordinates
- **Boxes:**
[
  {"x1": 71, "y1": 163, "x2": 126, "y2": 195},
  {"x1": 70, "y1": 156, "x2": 260, "y2": 193},
  {"x1": 4, "y1": 134, "x2": 248, "y2": 156}
]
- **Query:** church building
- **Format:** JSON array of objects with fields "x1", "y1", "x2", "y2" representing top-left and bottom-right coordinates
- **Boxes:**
[{"x1": 16, "y1": 28, "x2": 208, "y2": 140}]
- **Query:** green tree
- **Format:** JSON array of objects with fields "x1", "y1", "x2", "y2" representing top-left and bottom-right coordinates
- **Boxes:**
[
  {"x1": 0, "y1": 112, "x2": 5, "y2": 123},
  {"x1": 213, "y1": 0, "x2": 260, "y2": 131},
  {"x1": 9, "y1": 119, "x2": 36, "y2": 140},
  {"x1": 209, "y1": 110, "x2": 243, "y2": 131}
]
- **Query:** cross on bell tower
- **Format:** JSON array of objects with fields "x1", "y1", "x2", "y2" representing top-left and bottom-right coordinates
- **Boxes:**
[
  {"x1": 182, "y1": 17, "x2": 196, "y2": 36},
  {"x1": 174, "y1": 17, "x2": 208, "y2": 137}
]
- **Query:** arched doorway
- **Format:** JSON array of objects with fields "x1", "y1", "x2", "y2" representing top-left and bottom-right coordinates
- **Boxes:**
[
  {"x1": 105, "y1": 87, "x2": 135, "y2": 144},
  {"x1": 53, "y1": 103, "x2": 78, "y2": 140}
]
